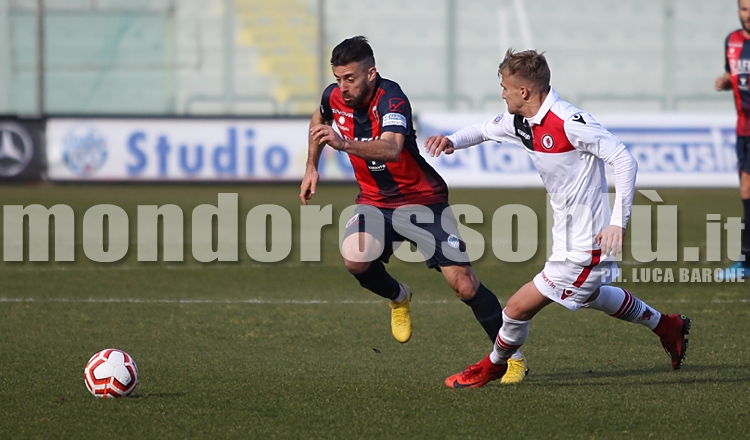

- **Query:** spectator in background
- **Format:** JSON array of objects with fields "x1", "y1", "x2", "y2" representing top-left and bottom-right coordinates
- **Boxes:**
[
  {"x1": 425, "y1": 49, "x2": 691, "y2": 388},
  {"x1": 715, "y1": 0, "x2": 750, "y2": 279},
  {"x1": 299, "y1": 36, "x2": 528, "y2": 384}
]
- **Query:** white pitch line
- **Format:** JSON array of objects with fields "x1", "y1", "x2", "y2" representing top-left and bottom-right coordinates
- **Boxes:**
[
  {"x1": 0, "y1": 297, "x2": 747, "y2": 305},
  {"x1": 0, "y1": 297, "x2": 451, "y2": 305},
  {"x1": 0, "y1": 264, "x2": 309, "y2": 272}
]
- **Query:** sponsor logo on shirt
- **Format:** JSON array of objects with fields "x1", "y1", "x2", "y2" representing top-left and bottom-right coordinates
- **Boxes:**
[
  {"x1": 729, "y1": 59, "x2": 750, "y2": 75},
  {"x1": 368, "y1": 161, "x2": 387, "y2": 172},
  {"x1": 561, "y1": 288, "x2": 574, "y2": 300},
  {"x1": 382, "y1": 113, "x2": 407, "y2": 128},
  {"x1": 332, "y1": 108, "x2": 354, "y2": 118}
]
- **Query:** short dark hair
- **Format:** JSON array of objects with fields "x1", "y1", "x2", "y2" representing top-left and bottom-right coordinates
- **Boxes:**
[
  {"x1": 498, "y1": 49, "x2": 551, "y2": 94},
  {"x1": 330, "y1": 36, "x2": 375, "y2": 68}
]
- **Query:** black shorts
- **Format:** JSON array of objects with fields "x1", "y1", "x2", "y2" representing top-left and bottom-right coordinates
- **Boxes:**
[
  {"x1": 343, "y1": 202, "x2": 471, "y2": 269},
  {"x1": 737, "y1": 136, "x2": 750, "y2": 175}
]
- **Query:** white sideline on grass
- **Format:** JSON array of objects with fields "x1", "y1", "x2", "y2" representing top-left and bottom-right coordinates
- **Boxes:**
[{"x1": 0, "y1": 297, "x2": 747, "y2": 304}]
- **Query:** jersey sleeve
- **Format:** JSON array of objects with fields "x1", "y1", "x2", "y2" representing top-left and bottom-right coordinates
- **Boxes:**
[
  {"x1": 480, "y1": 113, "x2": 521, "y2": 144},
  {"x1": 725, "y1": 34, "x2": 731, "y2": 74},
  {"x1": 563, "y1": 112, "x2": 626, "y2": 162},
  {"x1": 447, "y1": 112, "x2": 521, "y2": 149},
  {"x1": 377, "y1": 88, "x2": 411, "y2": 136},
  {"x1": 319, "y1": 84, "x2": 336, "y2": 122},
  {"x1": 447, "y1": 123, "x2": 486, "y2": 149},
  {"x1": 608, "y1": 148, "x2": 638, "y2": 229}
]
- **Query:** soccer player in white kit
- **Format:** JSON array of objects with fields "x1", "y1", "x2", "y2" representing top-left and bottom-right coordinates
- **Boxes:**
[{"x1": 424, "y1": 49, "x2": 691, "y2": 388}]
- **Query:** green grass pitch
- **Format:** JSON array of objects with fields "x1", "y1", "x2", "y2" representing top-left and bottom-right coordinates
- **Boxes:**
[{"x1": 1, "y1": 183, "x2": 748, "y2": 439}]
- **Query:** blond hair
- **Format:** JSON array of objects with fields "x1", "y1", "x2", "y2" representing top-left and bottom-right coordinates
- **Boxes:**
[{"x1": 498, "y1": 49, "x2": 551, "y2": 94}]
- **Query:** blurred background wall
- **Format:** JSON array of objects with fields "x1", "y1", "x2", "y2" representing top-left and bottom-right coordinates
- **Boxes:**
[{"x1": 0, "y1": 0, "x2": 740, "y2": 116}]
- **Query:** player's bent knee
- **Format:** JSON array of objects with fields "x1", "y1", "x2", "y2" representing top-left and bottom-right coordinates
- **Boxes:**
[
  {"x1": 341, "y1": 233, "x2": 383, "y2": 264},
  {"x1": 503, "y1": 296, "x2": 524, "y2": 319},
  {"x1": 451, "y1": 277, "x2": 477, "y2": 301},
  {"x1": 440, "y1": 266, "x2": 480, "y2": 301},
  {"x1": 343, "y1": 259, "x2": 371, "y2": 275}
]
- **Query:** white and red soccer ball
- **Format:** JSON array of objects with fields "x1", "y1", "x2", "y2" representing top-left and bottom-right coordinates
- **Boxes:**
[{"x1": 84, "y1": 348, "x2": 139, "y2": 398}]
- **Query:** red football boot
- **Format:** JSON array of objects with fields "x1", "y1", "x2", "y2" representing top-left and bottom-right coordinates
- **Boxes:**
[
  {"x1": 655, "y1": 314, "x2": 691, "y2": 370},
  {"x1": 445, "y1": 354, "x2": 508, "y2": 388}
]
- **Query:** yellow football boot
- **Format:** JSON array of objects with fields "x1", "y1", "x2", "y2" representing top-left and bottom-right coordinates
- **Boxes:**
[
  {"x1": 389, "y1": 283, "x2": 412, "y2": 343},
  {"x1": 500, "y1": 356, "x2": 529, "y2": 384}
]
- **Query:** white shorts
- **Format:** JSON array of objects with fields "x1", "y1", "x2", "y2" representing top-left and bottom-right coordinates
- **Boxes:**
[{"x1": 532, "y1": 251, "x2": 618, "y2": 311}]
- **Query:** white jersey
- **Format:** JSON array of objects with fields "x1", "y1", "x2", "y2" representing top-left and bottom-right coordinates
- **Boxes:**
[{"x1": 448, "y1": 88, "x2": 637, "y2": 264}]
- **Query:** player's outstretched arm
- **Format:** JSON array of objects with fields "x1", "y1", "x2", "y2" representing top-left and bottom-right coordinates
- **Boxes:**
[
  {"x1": 424, "y1": 135, "x2": 455, "y2": 157},
  {"x1": 425, "y1": 123, "x2": 494, "y2": 157},
  {"x1": 300, "y1": 109, "x2": 329, "y2": 205}
]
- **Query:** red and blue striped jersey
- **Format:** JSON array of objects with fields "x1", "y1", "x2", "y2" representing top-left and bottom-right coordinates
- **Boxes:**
[
  {"x1": 725, "y1": 30, "x2": 750, "y2": 136},
  {"x1": 320, "y1": 74, "x2": 448, "y2": 208}
]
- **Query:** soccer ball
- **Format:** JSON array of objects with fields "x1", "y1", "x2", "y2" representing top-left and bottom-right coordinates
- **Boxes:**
[{"x1": 83, "y1": 348, "x2": 139, "y2": 398}]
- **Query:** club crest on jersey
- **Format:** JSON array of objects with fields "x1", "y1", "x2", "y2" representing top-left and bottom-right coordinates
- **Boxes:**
[
  {"x1": 388, "y1": 98, "x2": 406, "y2": 113},
  {"x1": 541, "y1": 134, "x2": 555, "y2": 150}
]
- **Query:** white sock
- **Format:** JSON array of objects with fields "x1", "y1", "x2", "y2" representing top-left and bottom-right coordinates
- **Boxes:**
[
  {"x1": 490, "y1": 311, "x2": 530, "y2": 364},
  {"x1": 585, "y1": 286, "x2": 661, "y2": 331},
  {"x1": 490, "y1": 346, "x2": 524, "y2": 364},
  {"x1": 391, "y1": 284, "x2": 407, "y2": 303}
]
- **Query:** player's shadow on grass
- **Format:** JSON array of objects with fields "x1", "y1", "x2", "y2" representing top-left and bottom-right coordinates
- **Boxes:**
[
  {"x1": 129, "y1": 392, "x2": 186, "y2": 399},
  {"x1": 527, "y1": 363, "x2": 749, "y2": 386}
]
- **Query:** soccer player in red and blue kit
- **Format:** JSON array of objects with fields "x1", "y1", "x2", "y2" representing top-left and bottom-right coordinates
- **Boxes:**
[
  {"x1": 716, "y1": 0, "x2": 750, "y2": 279},
  {"x1": 299, "y1": 36, "x2": 527, "y2": 384}
]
